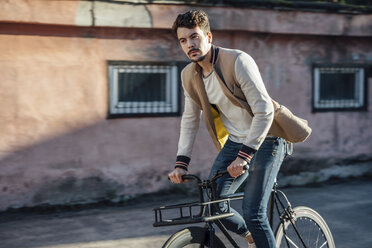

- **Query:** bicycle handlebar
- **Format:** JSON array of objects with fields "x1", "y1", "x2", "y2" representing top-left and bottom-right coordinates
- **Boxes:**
[
  {"x1": 169, "y1": 164, "x2": 249, "y2": 204},
  {"x1": 179, "y1": 164, "x2": 249, "y2": 183}
]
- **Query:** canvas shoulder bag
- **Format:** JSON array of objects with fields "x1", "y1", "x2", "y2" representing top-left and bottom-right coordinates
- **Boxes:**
[
  {"x1": 232, "y1": 86, "x2": 312, "y2": 143},
  {"x1": 268, "y1": 99, "x2": 312, "y2": 143}
]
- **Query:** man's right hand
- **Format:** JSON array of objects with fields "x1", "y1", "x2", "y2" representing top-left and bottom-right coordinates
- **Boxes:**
[{"x1": 168, "y1": 168, "x2": 187, "y2": 184}]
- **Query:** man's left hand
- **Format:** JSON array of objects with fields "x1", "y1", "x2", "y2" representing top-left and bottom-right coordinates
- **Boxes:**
[{"x1": 227, "y1": 157, "x2": 248, "y2": 178}]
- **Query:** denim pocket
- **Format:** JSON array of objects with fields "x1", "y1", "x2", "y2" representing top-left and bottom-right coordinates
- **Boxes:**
[{"x1": 259, "y1": 137, "x2": 280, "y2": 155}]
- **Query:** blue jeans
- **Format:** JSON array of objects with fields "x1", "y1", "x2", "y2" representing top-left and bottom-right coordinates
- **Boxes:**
[{"x1": 208, "y1": 136, "x2": 287, "y2": 248}]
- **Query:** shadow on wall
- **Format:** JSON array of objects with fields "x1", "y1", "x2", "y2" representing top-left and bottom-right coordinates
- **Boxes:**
[{"x1": 0, "y1": 117, "x2": 179, "y2": 211}]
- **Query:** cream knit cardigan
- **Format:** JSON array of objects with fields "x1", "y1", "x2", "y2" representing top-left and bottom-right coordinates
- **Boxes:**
[{"x1": 177, "y1": 46, "x2": 274, "y2": 159}]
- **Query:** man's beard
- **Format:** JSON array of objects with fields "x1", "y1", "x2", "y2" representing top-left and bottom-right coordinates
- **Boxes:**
[
  {"x1": 190, "y1": 54, "x2": 207, "y2": 63},
  {"x1": 188, "y1": 48, "x2": 206, "y2": 63}
]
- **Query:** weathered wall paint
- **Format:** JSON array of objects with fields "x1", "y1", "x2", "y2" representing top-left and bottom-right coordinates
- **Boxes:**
[
  {"x1": 1, "y1": 1, "x2": 371, "y2": 36},
  {"x1": 75, "y1": 1, "x2": 152, "y2": 27},
  {"x1": 0, "y1": 1, "x2": 371, "y2": 211},
  {"x1": 0, "y1": 29, "x2": 185, "y2": 209}
]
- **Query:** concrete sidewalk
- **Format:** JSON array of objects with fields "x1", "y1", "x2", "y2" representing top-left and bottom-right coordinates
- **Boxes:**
[{"x1": 0, "y1": 178, "x2": 371, "y2": 248}]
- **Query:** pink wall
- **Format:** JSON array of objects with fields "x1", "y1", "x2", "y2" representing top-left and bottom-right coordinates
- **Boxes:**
[
  {"x1": 0, "y1": 1, "x2": 371, "y2": 211},
  {"x1": 213, "y1": 33, "x2": 372, "y2": 159}
]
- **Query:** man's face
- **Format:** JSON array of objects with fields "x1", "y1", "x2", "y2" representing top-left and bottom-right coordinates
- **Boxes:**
[{"x1": 177, "y1": 26, "x2": 212, "y2": 63}]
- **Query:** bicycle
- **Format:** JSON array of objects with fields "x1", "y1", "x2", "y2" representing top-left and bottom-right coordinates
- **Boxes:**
[{"x1": 153, "y1": 167, "x2": 335, "y2": 248}]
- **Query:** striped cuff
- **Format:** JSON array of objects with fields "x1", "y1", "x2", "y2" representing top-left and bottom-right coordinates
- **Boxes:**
[
  {"x1": 237, "y1": 145, "x2": 257, "y2": 163},
  {"x1": 175, "y1": 155, "x2": 190, "y2": 171}
]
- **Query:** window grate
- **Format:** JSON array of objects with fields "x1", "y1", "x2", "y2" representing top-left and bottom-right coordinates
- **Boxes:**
[
  {"x1": 108, "y1": 63, "x2": 180, "y2": 117},
  {"x1": 313, "y1": 66, "x2": 366, "y2": 112}
]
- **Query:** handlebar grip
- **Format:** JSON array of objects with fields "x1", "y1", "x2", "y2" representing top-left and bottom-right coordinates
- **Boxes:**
[
  {"x1": 182, "y1": 174, "x2": 202, "y2": 183},
  {"x1": 167, "y1": 174, "x2": 202, "y2": 183},
  {"x1": 217, "y1": 164, "x2": 249, "y2": 175},
  {"x1": 213, "y1": 164, "x2": 249, "y2": 180}
]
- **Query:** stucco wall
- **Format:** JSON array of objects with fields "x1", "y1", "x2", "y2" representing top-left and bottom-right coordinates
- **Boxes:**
[
  {"x1": 0, "y1": 27, "x2": 185, "y2": 209},
  {"x1": 0, "y1": 1, "x2": 371, "y2": 211}
]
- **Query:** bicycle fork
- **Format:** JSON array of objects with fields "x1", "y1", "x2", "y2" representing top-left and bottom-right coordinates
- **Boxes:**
[
  {"x1": 272, "y1": 185, "x2": 308, "y2": 248},
  {"x1": 202, "y1": 220, "x2": 240, "y2": 248},
  {"x1": 204, "y1": 180, "x2": 241, "y2": 248},
  {"x1": 214, "y1": 219, "x2": 240, "y2": 248},
  {"x1": 200, "y1": 220, "x2": 240, "y2": 248}
]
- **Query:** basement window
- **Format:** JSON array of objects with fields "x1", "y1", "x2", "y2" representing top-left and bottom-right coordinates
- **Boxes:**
[
  {"x1": 313, "y1": 66, "x2": 366, "y2": 112},
  {"x1": 108, "y1": 62, "x2": 181, "y2": 117}
]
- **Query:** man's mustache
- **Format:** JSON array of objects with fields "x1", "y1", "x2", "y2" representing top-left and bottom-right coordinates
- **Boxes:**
[{"x1": 188, "y1": 48, "x2": 200, "y2": 56}]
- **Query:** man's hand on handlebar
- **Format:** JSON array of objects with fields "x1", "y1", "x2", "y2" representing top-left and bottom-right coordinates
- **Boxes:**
[
  {"x1": 169, "y1": 157, "x2": 249, "y2": 183},
  {"x1": 168, "y1": 168, "x2": 188, "y2": 184},
  {"x1": 227, "y1": 157, "x2": 249, "y2": 178}
]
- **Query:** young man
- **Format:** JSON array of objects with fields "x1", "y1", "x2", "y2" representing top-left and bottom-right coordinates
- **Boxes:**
[{"x1": 168, "y1": 10, "x2": 287, "y2": 248}]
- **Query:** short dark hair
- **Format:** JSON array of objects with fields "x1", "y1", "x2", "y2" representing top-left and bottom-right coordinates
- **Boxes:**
[{"x1": 172, "y1": 10, "x2": 211, "y2": 39}]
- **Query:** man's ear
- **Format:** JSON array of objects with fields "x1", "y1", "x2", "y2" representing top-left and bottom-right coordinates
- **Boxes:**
[{"x1": 207, "y1": 32, "x2": 213, "y2": 43}]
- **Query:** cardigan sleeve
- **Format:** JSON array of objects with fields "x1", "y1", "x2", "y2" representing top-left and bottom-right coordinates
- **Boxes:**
[
  {"x1": 234, "y1": 52, "x2": 274, "y2": 157},
  {"x1": 176, "y1": 90, "x2": 202, "y2": 169}
]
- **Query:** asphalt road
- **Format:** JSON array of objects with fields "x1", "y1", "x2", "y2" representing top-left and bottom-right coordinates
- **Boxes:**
[{"x1": 0, "y1": 178, "x2": 371, "y2": 248}]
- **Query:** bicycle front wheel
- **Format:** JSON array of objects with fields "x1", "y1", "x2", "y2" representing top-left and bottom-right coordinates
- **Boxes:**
[
  {"x1": 162, "y1": 226, "x2": 225, "y2": 248},
  {"x1": 275, "y1": 206, "x2": 335, "y2": 248}
]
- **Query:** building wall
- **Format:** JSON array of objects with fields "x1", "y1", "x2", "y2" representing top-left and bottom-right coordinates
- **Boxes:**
[{"x1": 0, "y1": 0, "x2": 371, "y2": 211}]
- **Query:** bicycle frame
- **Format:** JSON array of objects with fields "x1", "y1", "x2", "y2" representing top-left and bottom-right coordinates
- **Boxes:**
[{"x1": 153, "y1": 171, "x2": 305, "y2": 248}]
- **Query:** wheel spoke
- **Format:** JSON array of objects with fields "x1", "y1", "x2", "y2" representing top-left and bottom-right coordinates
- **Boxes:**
[
  {"x1": 284, "y1": 234, "x2": 300, "y2": 248},
  {"x1": 319, "y1": 241, "x2": 328, "y2": 248}
]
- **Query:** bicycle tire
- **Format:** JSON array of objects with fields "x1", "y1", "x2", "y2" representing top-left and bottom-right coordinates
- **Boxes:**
[
  {"x1": 275, "y1": 206, "x2": 335, "y2": 248},
  {"x1": 162, "y1": 226, "x2": 226, "y2": 248}
]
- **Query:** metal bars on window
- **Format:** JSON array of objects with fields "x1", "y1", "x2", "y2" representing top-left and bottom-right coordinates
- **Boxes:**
[
  {"x1": 108, "y1": 63, "x2": 179, "y2": 117},
  {"x1": 313, "y1": 66, "x2": 366, "y2": 111}
]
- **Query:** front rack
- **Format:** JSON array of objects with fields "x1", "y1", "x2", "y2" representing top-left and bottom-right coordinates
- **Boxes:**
[{"x1": 153, "y1": 198, "x2": 235, "y2": 227}]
